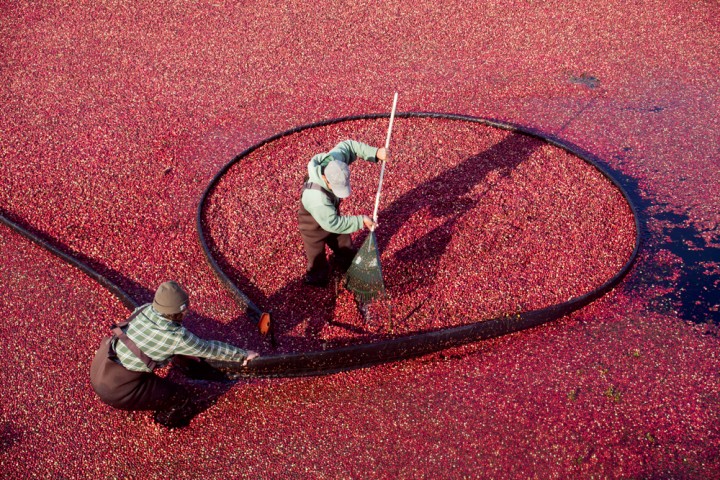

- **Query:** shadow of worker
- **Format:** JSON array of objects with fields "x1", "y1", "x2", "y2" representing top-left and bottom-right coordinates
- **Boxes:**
[
  {"x1": 156, "y1": 351, "x2": 241, "y2": 428},
  {"x1": 376, "y1": 133, "x2": 541, "y2": 294}
]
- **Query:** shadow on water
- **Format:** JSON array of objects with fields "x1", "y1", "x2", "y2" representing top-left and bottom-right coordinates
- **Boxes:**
[
  {"x1": 0, "y1": 206, "x2": 154, "y2": 309},
  {"x1": 0, "y1": 421, "x2": 22, "y2": 454},
  {"x1": 374, "y1": 133, "x2": 540, "y2": 293},
  {"x1": 600, "y1": 154, "x2": 719, "y2": 326}
]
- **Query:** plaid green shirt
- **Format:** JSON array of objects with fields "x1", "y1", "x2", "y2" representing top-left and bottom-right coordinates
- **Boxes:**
[{"x1": 113, "y1": 304, "x2": 248, "y2": 372}]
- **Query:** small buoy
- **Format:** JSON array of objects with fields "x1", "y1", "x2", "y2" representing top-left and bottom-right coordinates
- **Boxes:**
[{"x1": 258, "y1": 312, "x2": 271, "y2": 335}]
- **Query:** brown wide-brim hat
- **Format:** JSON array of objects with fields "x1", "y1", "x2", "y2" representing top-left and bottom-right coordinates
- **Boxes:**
[{"x1": 152, "y1": 281, "x2": 189, "y2": 315}]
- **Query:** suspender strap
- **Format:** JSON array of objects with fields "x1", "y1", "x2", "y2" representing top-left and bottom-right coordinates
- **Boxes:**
[
  {"x1": 109, "y1": 307, "x2": 157, "y2": 370},
  {"x1": 303, "y1": 181, "x2": 339, "y2": 206}
]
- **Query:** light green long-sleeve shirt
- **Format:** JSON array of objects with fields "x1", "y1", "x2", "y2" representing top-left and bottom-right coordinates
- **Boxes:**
[{"x1": 301, "y1": 139, "x2": 379, "y2": 234}]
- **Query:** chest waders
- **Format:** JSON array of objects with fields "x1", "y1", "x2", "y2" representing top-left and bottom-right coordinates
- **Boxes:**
[
  {"x1": 298, "y1": 182, "x2": 355, "y2": 286},
  {"x1": 107, "y1": 308, "x2": 158, "y2": 370},
  {"x1": 89, "y1": 307, "x2": 186, "y2": 412}
]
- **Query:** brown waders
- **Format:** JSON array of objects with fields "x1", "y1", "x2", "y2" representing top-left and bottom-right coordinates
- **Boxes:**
[
  {"x1": 298, "y1": 182, "x2": 356, "y2": 286},
  {"x1": 89, "y1": 310, "x2": 192, "y2": 427},
  {"x1": 90, "y1": 336, "x2": 186, "y2": 411}
]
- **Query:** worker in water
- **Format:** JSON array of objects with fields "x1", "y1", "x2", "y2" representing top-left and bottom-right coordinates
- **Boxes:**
[
  {"x1": 90, "y1": 281, "x2": 259, "y2": 428},
  {"x1": 299, "y1": 139, "x2": 387, "y2": 287}
]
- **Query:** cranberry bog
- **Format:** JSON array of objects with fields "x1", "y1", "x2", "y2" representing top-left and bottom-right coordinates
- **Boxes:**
[{"x1": 1, "y1": 1, "x2": 719, "y2": 478}]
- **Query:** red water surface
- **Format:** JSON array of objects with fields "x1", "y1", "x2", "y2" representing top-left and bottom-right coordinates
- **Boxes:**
[{"x1": 1, "y1": 1, "x2": 718, "y2": 478}]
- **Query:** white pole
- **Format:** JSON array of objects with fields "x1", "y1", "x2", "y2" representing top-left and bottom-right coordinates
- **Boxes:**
[
  {"x1": 384, "y1": 92, "x2": 399, "y2": 150},
  {"x1": 371, "y1": 92, "x2": 398, "y2": 227}
]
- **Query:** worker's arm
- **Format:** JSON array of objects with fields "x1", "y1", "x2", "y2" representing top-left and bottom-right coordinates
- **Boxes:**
[
  {"x1": 326, "y1": 139, "x2": 382, "y2": 166},
  {"x1": 173, "y1": 329, "x2": 258, "y2": 366},
  {"x1": 302, "y1": 192, "x2": 365, "y2": 234}
]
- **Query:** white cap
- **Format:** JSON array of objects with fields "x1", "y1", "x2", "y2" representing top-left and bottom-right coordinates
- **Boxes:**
[{"x1": 324, "y1": 160, "x2": 351, "y2": 198}]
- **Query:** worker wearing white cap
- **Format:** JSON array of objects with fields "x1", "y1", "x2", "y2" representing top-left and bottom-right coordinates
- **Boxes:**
[{"x1": 299, "y1": 139, "x2": 388, "y2": 287}]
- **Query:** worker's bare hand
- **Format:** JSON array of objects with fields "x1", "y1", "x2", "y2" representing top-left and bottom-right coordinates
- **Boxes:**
[
  {"x1": 376, "y1": 147, "x2": 388, "y2": 162},
  {"x1": 243, "y1": 351, "x2": 259, "y2": 366},
  {"x1": 363, "y1": 215, "x2": 377, "y2": 230}
]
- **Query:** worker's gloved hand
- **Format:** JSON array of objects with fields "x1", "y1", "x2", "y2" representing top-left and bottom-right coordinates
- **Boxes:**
[
  {"x1": 243, "y1": 351, "x2": 259, "y2": 366},
  {"x1": 362, "y1": 215, "x2": 377, "y2": 230},
  {"x1": 376, "y1": 147, "x2": 388, "y2": 162}
]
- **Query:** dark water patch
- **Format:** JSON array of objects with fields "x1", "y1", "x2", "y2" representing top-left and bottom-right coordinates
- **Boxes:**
[
  {"x1": 661, "y1": 222, "x2": 720, "y2": 323},
  {"x1": 569, "y1": 73, "x2": 600, "y2": 89},
  {"x1": 0, "y1": 422, "x2": 22, "y2": 453},
  {"x1": 623, "y1": 105, "x2": 666, "y2": 113},
  {"x1": 601, "y1": 155, "x2": 719, "y2": 325}
]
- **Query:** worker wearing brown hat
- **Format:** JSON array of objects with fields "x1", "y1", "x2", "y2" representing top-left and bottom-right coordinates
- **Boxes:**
[
  {"x1": 299, "y1": 139, "x2": 387, "y2": 287},
  {"x1": 90, "y1": 281, "x2": 258, "y2": 428}
]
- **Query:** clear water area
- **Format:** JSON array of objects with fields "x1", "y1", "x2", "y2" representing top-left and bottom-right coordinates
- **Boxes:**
[
  {"x1": 656, "y1": 214, "x2": 720, "y2": 324},
  {"x1": 204, "y1": 117, "x2": 638, "y2": 352},
  {"x1": 598, "y1": 161, "x2": 719, "y2": 326}
]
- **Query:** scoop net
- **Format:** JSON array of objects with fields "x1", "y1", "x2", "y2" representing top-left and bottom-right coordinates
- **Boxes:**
[{"x1": 345, "y1": 231, "x2": 386, "y2": 304}]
